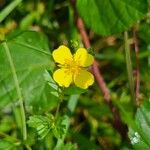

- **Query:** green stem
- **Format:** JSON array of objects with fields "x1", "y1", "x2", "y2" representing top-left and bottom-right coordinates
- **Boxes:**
[
  {"x1": 0, "y1": 0, "x2": 22, "y2": 23},
  {"x1": 55, "y1": 88, "x2": 64, "y2": 119},
  {"x1": 54, "y1": 94, "x2": 79, "y2": 149},
  {"x1": 2, "y1": 42, "x2": 27, "y2": 140},
  {"x1": 55, "y1": 101, "x2": 61, "y2": 119},
  {"x1": 25, "y1": 144, "x2": 32, "y2": 150},
  {"x1": 124, "y1": 31, "x2": 135, "y2": 104}
]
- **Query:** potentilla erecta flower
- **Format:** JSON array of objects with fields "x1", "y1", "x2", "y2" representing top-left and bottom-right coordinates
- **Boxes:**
[{"x1": 52, "y1": 45, "x2": 94, "y2": 89}]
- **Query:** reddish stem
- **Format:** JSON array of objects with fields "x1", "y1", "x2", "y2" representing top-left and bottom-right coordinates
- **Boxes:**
[
  {"x1": 76, "y1": 16, "x2": 127, "y2": 139},
  {"x1": 77, "y1": 17, "x2": 111, "y2": 102}
]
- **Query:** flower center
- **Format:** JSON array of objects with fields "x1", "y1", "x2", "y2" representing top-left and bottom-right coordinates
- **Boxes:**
[{"x1": 64, "y1": 59, "x2": 81, "y2": 75}]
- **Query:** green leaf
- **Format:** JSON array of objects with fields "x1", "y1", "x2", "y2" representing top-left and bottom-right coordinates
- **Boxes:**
[
  {"x1": 129, "y1": 128, "x2": 150, "y2": 150},
  {"x1": 28, "y1": 115, "x2": 69, "y2": 140},
  {"x1": 44, "y1": 70, "x2": 59, "y2": 97},
  {"x1": 0, "y1": 140, "x2": 14, "y2": 150},
  {"x1": 27, "y1": 114, "x2": 54, "y2": 139},
  {"x1": 128, "y1": 101, "x2": 150, "y2": 150},
  {"x1": 77, "y1": 0, "x2": 148, "y2": 35},
  {"x1": 0, "y1": 31, "x2": 57, "y2": 113},
  {"x1": 53, "y1": 115, "x2": 69, "y2": 139},
  {"x1": 0, "y1": 139, "x2": 22, "y2": 150},
  {"x1": 0, "y1": 116, "x2": 14, "y2": 132},
  {"x1": 67, "y1": 95, "x2": 79, "y2": 114},
  {"x1": 72, "y1": 132, "x2": 100, "y2": 150},
  {"x1": 54, "y1": 143, "x2": 76, "y2": 150},
  {"x1": 138, "y1": 23, "x2": 150, "y2": 44},
  {"x1": 64, "y1": 86, "x2": 86, "y2": 95}
]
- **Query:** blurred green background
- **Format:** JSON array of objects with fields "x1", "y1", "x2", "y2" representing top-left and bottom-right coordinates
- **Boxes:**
[{"x1": 0, "y1": 0, "x2": 150, "y2": 150}]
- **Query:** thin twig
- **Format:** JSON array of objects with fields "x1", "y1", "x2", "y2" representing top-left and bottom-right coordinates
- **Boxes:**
[
  {"x1": 76, "y1": 16, "x2": 127, "y2": 139},
  {"x1": 133, "y1": 27, "x2": 140, "y2": 106}
]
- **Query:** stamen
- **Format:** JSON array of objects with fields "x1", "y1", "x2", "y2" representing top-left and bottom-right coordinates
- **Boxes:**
[{"x1": 63, "y1": 58, "x2": 81, "y2": 75}]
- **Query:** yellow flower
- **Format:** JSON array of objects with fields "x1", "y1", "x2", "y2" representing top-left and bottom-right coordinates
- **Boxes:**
[{"x1": 52, "y1": 45, "x2": 94, "y2": 89}]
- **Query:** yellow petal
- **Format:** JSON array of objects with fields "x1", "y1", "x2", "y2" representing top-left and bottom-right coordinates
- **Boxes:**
[
  {"x1": 74, "y1": 69, "x2": 94, "y2": 89},
  {"x1": 74, "y1": 48, "x2": 94, "y2": 67},
  {"x1": 52, "y1": 45, "x2": 73, "y2": 64},
  {"x1": 53, "y1": 69, "x2": 73, "y2": 87}
]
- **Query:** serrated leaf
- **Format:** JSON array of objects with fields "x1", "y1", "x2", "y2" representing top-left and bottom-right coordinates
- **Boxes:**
[
  {"x1": 77, "y1": 0, "x2": 148, "y2": 35},
  {"x1": 53, "y1": 115, "x2": 69, "y2": 139},
  {"x1": 0, "y1": 31, "x2": 58, "y2": 113},
  {"x1": 28, "y1": 114, "x2": 54, "y2": 139}
]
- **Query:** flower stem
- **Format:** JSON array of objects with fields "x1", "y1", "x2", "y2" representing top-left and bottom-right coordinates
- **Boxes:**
[
  {"x1": 2, "y1": 41, "x2": 27, "y2": 140},
  {"x1": 124, "y1": 31, "x2": 135, "y2": 104},
  {"x1": 55, "y1": 101, "x2": 61, "y2": 119},
  {"x1": 55, "y1": 88, "x2": 64, "y2": 119}
]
